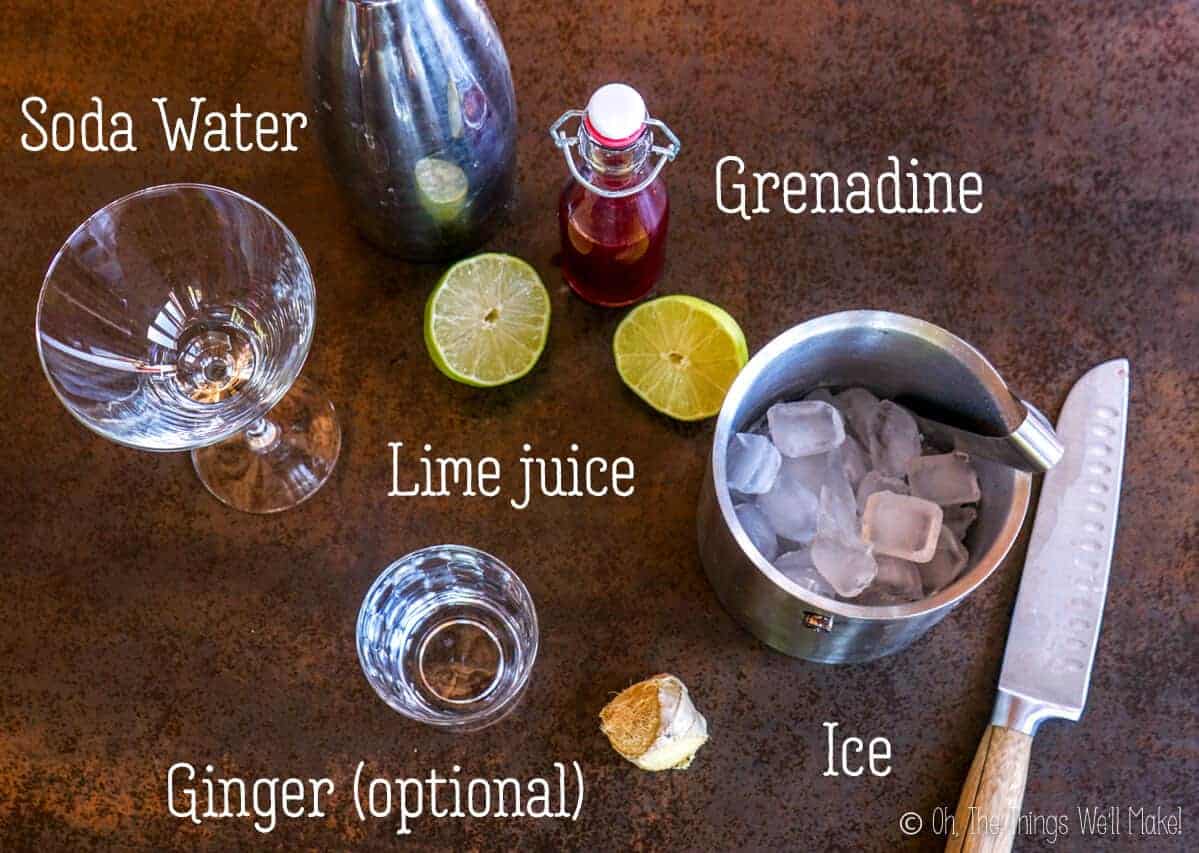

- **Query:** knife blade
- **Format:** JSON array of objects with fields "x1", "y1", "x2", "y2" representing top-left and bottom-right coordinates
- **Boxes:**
[
  {"x1": 993, "y1": 357, "x2": 1128, "y2": 731},
  {"x1": 946, "y1": 358, "x2": 1129, "y2": 853}
]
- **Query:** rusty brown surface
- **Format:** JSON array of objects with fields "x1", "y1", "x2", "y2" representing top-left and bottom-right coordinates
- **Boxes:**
[{"x1": 0, "y1": 1, "x2": 1196, "y2": 850}]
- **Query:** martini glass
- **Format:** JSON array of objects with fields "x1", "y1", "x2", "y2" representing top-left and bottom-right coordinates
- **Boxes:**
[{"x1": 36, "y1": 184, "x2": 340, "y2": 513}]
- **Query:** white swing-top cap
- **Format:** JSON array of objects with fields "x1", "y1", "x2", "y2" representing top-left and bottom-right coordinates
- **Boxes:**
[{"x1": 584, "y1": 83, "x2": 648, "y2": 148}]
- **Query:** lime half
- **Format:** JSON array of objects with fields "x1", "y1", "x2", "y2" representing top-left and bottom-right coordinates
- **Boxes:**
[
  {"x1": 613, "y1": 295, "x2": 748, "y2": 421},
  {"x1": 425, "y1": 254, "x2": 551, "y2": 387}
]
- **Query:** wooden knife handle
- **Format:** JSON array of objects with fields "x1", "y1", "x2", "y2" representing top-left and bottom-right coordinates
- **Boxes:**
[{"x1": 945, "y1": 724, "x2": 1033, "y2": 853}]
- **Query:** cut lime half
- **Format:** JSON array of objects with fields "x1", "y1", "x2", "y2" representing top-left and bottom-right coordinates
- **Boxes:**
[
  {"x1": 425, "y1": 254, "x2": 551, "y2": 388},
  {"x1": 613, "y1": 295, "x2": 748, "y2": 421}
]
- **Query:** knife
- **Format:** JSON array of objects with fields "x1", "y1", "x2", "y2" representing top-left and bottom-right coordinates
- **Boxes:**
[{"x1": 945, "y1": 359, "x2": 1129, "y2": 853}]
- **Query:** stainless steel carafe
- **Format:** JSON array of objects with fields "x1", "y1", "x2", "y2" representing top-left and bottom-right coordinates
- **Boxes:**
[{"x1": 304, "y1": 0, "x2": 518, "y2": 261}]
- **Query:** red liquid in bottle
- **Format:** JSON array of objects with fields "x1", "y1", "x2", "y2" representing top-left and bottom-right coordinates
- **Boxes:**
[{"x1": 558, "y1": 174, "x2": 670, "y2": 307}]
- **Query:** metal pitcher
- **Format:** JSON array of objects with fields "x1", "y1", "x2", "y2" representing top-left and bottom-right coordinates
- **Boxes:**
[{"x1": 304, "y1": 0, "x2": 518, "y2": 261}]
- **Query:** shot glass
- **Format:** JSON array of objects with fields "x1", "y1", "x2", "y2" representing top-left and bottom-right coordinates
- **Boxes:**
[{"x1": 356, "y1": 545, "x2": 539, "y2": 732}]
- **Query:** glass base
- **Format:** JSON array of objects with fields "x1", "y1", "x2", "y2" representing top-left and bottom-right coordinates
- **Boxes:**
[
  {"x1": 192, "y1": 376, "x2": 340, "y2": 513},
  {"x1": 563, "y1": 269, "x2": 655, "y2": 307}
]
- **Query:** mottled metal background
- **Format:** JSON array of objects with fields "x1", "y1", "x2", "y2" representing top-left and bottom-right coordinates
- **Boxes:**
[{"x1": 0, "y1": 1, "x2": 1195, "y2": 850}]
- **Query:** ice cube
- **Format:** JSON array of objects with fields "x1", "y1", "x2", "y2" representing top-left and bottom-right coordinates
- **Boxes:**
[
  {"x1": 727, "y1": 432, "x2": 782, "y2": 495},
  {"x1": 756, "y1": 469, "x2": 819, "y2": 544},
  {"x1": 853, "y1": 588, "x2": 911, "y2": 606},
  {"x1": 919, "y1": 527, "x2": 970, "y2": 594},
  {"x1": 872, "y1": 556, "x2": 924, "y2": 601},
  {"x1": 775, "y1": 549, "x2": 836, "y2": 598},
  {"x1": 907, "y1": 452, "x2": 981, "y2": 505},
  {"x1": 776, "y1": 546, "x2": 815, "y2": 573},
  {"x1": 942, "y1": 505, "x2": 978, "y2": 540},
  {"x1": 817, "y1": 468, "x2": 859, "y2": 540},
  {"x1": 803, "y1": 387, "x2": 836, "y2": 405},
  {"x1": 767, "y1": 400, "x2": 846, "y2": 458},
  {"x1": 734, "y1": 503, "x2": 779, "y2": 562},
  {"x1": 780, "y1": 446, "x2": 860, "y2": 500},
  {"x1": 861, "y1": 491, "x2": 943, "y2": 562},
  {"x1": 810, "y1": 484, "x2": 876, "y2": 597},
  {"x1": 811, "y1": 534, "x2": 877, "y2": 598},
  {"x1": 866, "y1": 401, "x2": 923, "y2": 476},
  {"x1": 855, "y1": 471, "x2": 909, "y2": 513},
  {"x1": 832, "y1": 387, "x2": 881, "y2": 444},
  {"x1": 838, "y1": 435, "x2": 870, "y2": 489},
  {"x1": 779, "y1": 453, "x2": 829, "y2": 489}
]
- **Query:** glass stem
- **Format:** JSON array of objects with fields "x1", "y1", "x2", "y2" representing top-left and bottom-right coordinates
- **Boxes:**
[{"x1": 243, "y1": 416, "x2": 281, "y2": 454}]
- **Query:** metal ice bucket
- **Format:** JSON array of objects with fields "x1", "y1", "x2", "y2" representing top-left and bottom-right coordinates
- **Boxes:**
[{"x1": 698, "y1": 311, "x2": 1034, "y2": 664}]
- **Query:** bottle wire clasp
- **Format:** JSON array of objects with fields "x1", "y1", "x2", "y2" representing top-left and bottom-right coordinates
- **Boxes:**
[{"x1": 549, "y1": 109, "x2": 681, "y2": 199}]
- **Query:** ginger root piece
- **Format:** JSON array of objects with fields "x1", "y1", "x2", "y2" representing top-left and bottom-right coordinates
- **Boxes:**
[{"x1": 599, "y1": 674, "x2": 709, "y2": 771}]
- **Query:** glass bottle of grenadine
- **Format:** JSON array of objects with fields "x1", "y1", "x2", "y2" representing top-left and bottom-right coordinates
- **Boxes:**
[{"x1": 550, "y1": 84, "x2": 681, "y2": 306}]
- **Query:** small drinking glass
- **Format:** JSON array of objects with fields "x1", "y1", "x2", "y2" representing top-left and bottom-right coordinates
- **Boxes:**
[
  {"x1": 35, "y1": 184, "x2": 340, "y2": 513},
  {"x1": 356, "y1": 546, "x2": 539, "y2": 732}
]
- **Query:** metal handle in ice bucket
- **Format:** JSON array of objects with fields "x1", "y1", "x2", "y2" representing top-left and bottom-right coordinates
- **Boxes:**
[{"x1": 911, "y1": 397, "x2": 1064, "y2": 473}]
